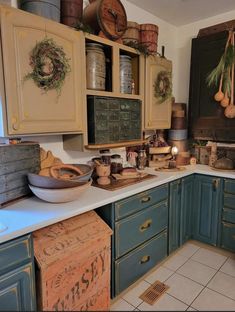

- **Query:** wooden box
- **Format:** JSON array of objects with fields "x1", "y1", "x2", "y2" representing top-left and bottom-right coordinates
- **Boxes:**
[
  {"x1": 33, "y1": 211, "x2": 112, "y2": 311},
  {"x1": 0, "y1": 142, "x2": 40, "y2": 205},
  {"x1": 87, "y1": 96, "x2": 142, "y2": 144}
]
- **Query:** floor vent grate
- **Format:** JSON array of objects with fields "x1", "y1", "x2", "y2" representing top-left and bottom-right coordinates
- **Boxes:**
[{"x1": 139, "y1": 280, "x2": 169, "y2": 305}]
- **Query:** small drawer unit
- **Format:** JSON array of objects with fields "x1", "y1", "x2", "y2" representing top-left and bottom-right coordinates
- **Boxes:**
[
  {"x1": 87, "y1": 96, "x2": 142, "y2": 144},
  {"x1": 96, "y1": 183, "x2": 169, "y2": 297},
  {"x1": 220, "y1": 178, "x2": 235, "y2": 252}
]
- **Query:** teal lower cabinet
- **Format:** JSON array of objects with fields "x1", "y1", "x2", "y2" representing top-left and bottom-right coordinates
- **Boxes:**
[
  {"x1": 220, "y1": 178, "x2": 235, "y2": 252},
  {"x1": 96, "y1": 183, "x2": 168, "y2": 297},
  {"x1": 0, "y1": 234, "x2": 36, "y2": 311},
  {"x1": 193, "y1": 174, "x2": 222, "y2": 246},
  {"x1": 169, "y1": 175, "x2": 194, "y2": 254}
]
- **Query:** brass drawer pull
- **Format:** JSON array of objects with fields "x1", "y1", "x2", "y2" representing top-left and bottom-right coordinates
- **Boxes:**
[
  {"x1": 213, "y1": 179, "x2": 220, "y2": 191},
  {"x1": 141, "y1": 196, "x2": 151, "y2": 203},
  {"x1": 139, "y1": 219, "x2": 152, "y2": 232},
  {"x1": 222, "y1": 221, "x2": 235, "y2": 228},
  {"x1": 140, "y1": 255, "x2": 150, "y2": 264}
]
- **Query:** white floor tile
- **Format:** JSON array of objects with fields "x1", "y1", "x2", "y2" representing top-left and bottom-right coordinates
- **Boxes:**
[
  {"x1": 220, "y1": 257, "x2": 235, "y2": 278},
  {"x1": 207, "y1": 271, "x2": 235, "y2": 300},
  {"x1": 145, "y1": 266, "x2": 174, "y2": 284},
  {"x1": 110, "y1": 298, "x2": 135, "y2": 311},
  {"x1": 122, "y1": 280, "x2": 150, "y2": 307},
  {"x1": 138, "y1": 293, "x2": 188, "y2": 311},
  {"x1": 191, "y1": 248, "x2": 227, "y2": 270},
  {"x1": 165, "y1": 273, "x2": 204, "y2": 305},
  {"x1": 163, "y1": 254, "x2": 188, "y2": 271},
  {"x1": 191, "y1": 287, "x2": 235, "y2": 311},
  {"x1": 177, "y1": 243, "x2": 200, "y2": 258},
  {"x1": 187, "y1": 307, "x2": 197, "y2": 311},
  {"x1": 177, "y1": 259, "x2": 217, "y2": 285}
]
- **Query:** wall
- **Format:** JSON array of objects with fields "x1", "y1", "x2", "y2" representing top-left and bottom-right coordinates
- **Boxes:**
[{"x1": 175, "y1": 10, "x2": 235, "y2": 104}]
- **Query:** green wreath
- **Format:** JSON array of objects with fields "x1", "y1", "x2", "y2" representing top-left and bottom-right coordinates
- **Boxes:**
[
  {"x1": 24, "y1": 38, "x2": 71, "y2": 95},
  {"x1": 154, "y1": 70, "x2": 172, "y2": 103}
]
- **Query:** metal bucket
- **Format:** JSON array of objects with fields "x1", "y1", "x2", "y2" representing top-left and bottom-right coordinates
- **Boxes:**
[
  {"x1": 86, "y1": 43, "x2": 106, "y2": 91},
  {"x1": 20, "y1": 0, "x2": 60, "y2": 22},
  {"x1": 120, "y1": 55, "x2": 132, "y2": 94}
]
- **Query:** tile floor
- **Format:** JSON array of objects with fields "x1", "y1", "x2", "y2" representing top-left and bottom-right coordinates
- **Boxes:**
[{"x1": 110, "y1": 241, "x2": 235, "y2": 311}]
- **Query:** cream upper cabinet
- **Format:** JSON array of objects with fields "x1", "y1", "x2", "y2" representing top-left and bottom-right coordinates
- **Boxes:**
[
  {"x1": 144, "y1": 55, "x2": 172, "y2": 130},
  {"x1": 0, "y1": 5, "x2": 85, "y2": 136}
]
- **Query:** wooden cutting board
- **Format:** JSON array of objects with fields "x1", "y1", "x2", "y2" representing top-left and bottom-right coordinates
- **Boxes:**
[{"x1": 92, "y1": 174, "x2": 156, "y2": 191}]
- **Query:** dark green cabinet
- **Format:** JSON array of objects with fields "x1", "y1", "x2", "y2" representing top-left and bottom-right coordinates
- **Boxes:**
[
  {"x1": 0, "y1": 234, "x2": 36, "y2": 311},
  {"x1": 193, "y1": 174, "x2": 222, "y2": 246},
  {"x1": 169, "y1": 176, "x2": 194, "y2": 254},
  {"x1": 189, "y1": 31, "x2": 235, "y2": 142},
  {"x1": 96, "y1": 184, "x2": 168, "y2": 297},
  {"x1": 220, "y1": 178, "x2": 235, "y2": 252}
]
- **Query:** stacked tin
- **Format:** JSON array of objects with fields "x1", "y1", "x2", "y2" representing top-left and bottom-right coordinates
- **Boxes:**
[{"x1": 168, "y1": 103, "x2": 190, "y2": 166}]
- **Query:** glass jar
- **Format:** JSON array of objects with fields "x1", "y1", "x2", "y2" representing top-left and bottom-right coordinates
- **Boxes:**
[
  {"x1": 137, "y1": 150, "x2": 147, "y2": 170},
  {"x1": 111, "y1": 154, "x2": 123, "y2": 174},
  {"x1": 120, "y1": 55, "x2": 132, "y2": 94},
  {"x1": 86, "y1": 43, "x2": 106, "y2": 90}
]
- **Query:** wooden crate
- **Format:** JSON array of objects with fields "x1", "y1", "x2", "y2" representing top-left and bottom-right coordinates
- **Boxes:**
[
  {"x1": 0, "y1": 142, "x2": 40, "y2": 206},
  {"x1": 33, "y1": 211, "x2": 112, "y2": 311}
]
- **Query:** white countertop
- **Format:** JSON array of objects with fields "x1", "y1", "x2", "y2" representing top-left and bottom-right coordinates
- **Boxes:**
[{"x1": 0, "y1": 165, "x2": 234, "y2": 244}]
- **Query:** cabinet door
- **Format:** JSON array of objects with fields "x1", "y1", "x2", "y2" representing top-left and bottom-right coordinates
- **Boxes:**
[
  {"x1": 180, "y1": 175, "x2": 194, "y2": 245},
  {"x1": 0, "y1": 263, "x2": 36, "y2": 311},
  {"x1": 169, "y1": 179, "x2": 181, "y2": 254},
  {"x1": 145, "y1": 55, "x2": 172, "y2": 130},
  {"x1": 0, "y1": 6, "x2": 85, "y2": 135},
  {"x1": 193, "y1": 175, "x2": 222, "y2": 245},
  {"x1": 188, "y1": 31, "x2": 235, "y2": 142}
]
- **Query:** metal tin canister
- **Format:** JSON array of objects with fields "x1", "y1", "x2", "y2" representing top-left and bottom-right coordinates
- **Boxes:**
[
  {"x1": 120, "y1": 55, "x2": 132, "y2": 94},
  {"x1": 86, "y1": 43, "x2": 106, "y2": 90}
]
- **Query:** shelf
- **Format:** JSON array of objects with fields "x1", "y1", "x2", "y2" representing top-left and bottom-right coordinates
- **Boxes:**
[
  {"x1": 86, "y1": 90, "x2": 143, "y2": 100},
  {"x1": 85, "y1": 140, "x2": 148, "y2": 150}
]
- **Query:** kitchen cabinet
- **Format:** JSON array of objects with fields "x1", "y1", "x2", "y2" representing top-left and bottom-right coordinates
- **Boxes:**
[
  {"x1": 220, "y1": 179, "x2": 235, "y2": 252},
  {"x1": 168, "y1": 175, "x2": 194, "y2": 254},
  {"x1": 0, "y1": 5, "x2": 85, "y2": 136},
  {"x1": 96, "y1": 183, "x2": 168, "y2": 297},
  {"x1": 0, "y1": 234, "x2": 36, "y2": 311},
  {"x1": 188, "y1": 30, "x2": 235, "y2": 142},
  {"x1": 144, "y1": 55, "x2": 172, "y2": 130},
  {"x1": 193, "y1": 174, "x2": 222, "y2": 246}
]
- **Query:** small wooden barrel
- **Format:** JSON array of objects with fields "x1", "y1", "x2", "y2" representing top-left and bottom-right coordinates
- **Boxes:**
[
  {"x1": 176, "y1": 154, "x2": 190, "y2": 166},
  {"x1": 168, "y1": 129, "x2": 188, "y2": 140},
  {"x1": 61, "y1": 0, "x2": 83, "y2": 27},
  {"x1": 168, "y1": 139, "x2": 188, "y2": 152},
  {"x1": 172, "y1": 110, "x2": 185, "y2": 118},
  {"x1": 83, "y1": 0, "x2": 127, "y2": 40},
  {"x1": 140, "y1": 23, "x2": 158, "y2": 54},
  {"x1": 20, "y1": 0, "x2": 60, "y2": 22},
  {"x1": 171, "y1": 117, "x2": 187, "y2": 129},
  {"x1": 122, "y1": 21, "x2": 140, "y2": 45}
]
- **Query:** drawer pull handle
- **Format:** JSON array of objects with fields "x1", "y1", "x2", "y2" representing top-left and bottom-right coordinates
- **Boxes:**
[
  {"x1": 141, "y1": 196, "x2": 151, "y2": 203},
  {"x1": 139, "y1": 219, "x2": 152, "y2": 232},
  {"x1": 223, "y1": 222, "x2": 235, "y2": 228},
  {"x1": 213, "y1": 179, "x2": 220, "y2": 191},
  {"x1": 140, "y1": 255, "x2": 150, "y2": 264}
]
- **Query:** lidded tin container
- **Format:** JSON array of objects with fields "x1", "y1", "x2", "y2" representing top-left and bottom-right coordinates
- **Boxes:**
[
  {"x1": 111, "y1": 154, "x2": 123, "y2": 174},
  {"x1": 86, "y1": 43, "x2": 106, "y2": 91},
  {"x1": 120, "y1": 55, "x2": 132, "y2": 94}
]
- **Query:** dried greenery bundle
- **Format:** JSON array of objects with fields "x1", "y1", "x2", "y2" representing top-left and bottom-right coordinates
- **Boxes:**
[{"x1": 24, "y1": 38, "x2": 71, "y2": 95}]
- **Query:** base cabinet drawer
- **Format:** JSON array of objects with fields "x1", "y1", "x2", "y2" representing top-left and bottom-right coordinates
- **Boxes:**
[
  {"x1": 115, "y1": 201, "x2": 168, "y2": 258},
  {"x1": 224, "y1": 179, "x2": 235, "y2": 195},
  {"x1": 222, "y1": 208, "x2": 235, "y2": 224},
  {"x1": 114, "y1": 230, "x2": 167, "y2": 296},
  {"x1": 224, "y1": 193, "x2": 235, "y2": 210},
  {"x1": 221, "y1": 222, "x2": 235, "y2": 252}
]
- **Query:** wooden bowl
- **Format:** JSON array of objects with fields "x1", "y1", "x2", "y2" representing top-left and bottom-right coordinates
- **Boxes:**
[
  {"x1": 29, "y1": 179, "x2": 92, "y2": 203},
  {"x1": 27, "y1": 173, "x2": 86, "y2": 189}
]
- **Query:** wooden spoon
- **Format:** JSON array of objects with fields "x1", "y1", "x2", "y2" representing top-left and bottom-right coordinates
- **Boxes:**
[{"x1": 225, "y1": 32, "x2": 235, "y2": 118}]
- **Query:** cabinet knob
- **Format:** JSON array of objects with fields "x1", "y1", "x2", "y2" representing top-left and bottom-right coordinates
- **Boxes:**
[
  {"x1": 139, "y1": 219, "x2": 152, "y2": 232},
  {"x1": 11, "y1": 116, "x2": 18, "y2": 130},
  {"x1": 140, "y1": 255, "x2": 150, "y2": 264}
]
